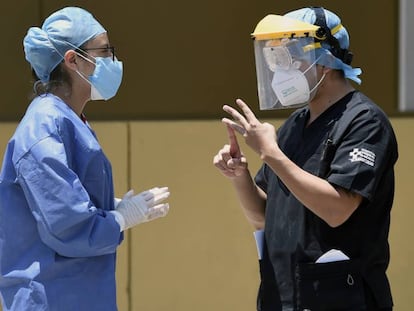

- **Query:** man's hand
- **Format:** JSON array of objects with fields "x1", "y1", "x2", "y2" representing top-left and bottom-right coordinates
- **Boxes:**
[
  {"x1": 213, "y1": 124, "x2": 248, "y2": 178},
  {"x1": 221, "y1": 99, "x2": 279, "y2": 159}
]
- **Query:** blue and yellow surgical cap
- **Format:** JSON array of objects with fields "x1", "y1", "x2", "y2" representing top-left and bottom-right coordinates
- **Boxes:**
[
  {"x1": 23, "y1": 7, "x2": 106, "y2": 83},
  {"x1": 284, "y1": 7, "x2": 362, "y2": 84}
]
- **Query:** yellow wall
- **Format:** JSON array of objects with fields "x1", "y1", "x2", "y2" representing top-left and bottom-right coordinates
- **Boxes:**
[{"x1": 0, "y1": 118, "x2": 412, "y2": 310}]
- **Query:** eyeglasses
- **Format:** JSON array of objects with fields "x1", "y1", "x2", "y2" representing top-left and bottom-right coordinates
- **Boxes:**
[{"x1": 82, "y1": 46, "x2": 115, "y2": 61}]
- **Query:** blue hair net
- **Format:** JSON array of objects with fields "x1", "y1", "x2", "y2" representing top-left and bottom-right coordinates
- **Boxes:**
[
  {"x1": 284, "y1": 7, "x2": 362, "y2": 84},
  {"x1": 23, "y1": 7, "x2": 106, "y2": 83}
]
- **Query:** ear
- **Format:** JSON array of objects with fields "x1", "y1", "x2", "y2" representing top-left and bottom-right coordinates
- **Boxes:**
[
  {"x1": 63, "y1": 50, "x2": 78, "y2": 71},
  {"x1": 321, "y1": 66, "x2": 332, "y2": 75}
]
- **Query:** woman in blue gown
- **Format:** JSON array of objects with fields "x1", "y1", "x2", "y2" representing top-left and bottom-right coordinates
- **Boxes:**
[{"x1": 0, "y1": 7, "x2": 170, "y2": 311}]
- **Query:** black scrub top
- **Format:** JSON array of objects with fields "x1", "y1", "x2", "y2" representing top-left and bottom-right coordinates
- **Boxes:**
[{"x1": 255, "y1": 91, "x2": 398, "y2": 309}]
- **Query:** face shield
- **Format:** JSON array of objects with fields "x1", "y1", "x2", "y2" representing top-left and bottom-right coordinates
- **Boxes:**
[{"x1": 252, "y1": 15, "x2": 323, "y2": 110}]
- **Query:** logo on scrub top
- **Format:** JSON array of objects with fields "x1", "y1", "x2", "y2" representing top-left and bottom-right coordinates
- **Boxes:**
[{"x1": 349, "y1": 148, "x2": 375, "y2": 167}]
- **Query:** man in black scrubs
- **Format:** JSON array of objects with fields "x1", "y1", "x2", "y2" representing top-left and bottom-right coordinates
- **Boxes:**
[{"x1": 213, "y1": 7, "x2": 398, "y2": 311}]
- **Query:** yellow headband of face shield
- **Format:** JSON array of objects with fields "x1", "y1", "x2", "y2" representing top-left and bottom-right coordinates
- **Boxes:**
[
  {"x1": 251, "y1": 15, "x2": 319, "y2": 40},
  {"x1": 252, "y1": 15, "x2": 345, "y2": 53}
]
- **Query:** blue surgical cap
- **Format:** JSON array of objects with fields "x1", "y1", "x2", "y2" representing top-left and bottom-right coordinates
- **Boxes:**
[
  {"x1": 284, "y1": 7, "x2": 362, "y2": 84},
  {"x1": 23, "y1": 7, "x2": 106, "y2": 83}
]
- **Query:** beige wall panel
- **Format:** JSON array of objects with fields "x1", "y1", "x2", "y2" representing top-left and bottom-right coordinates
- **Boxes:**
[
  {"x1": 0, "y1": 124, "x2": 19, "y2": 165},
  {"x1": 92, "y1": 122, "x2": 130, "y2": 311},
  {"x1": 128, "y1": 120, "x2": 280, "y2": 310},
  {"x1": 387, "y1": 118, "x2": 414, "y2": 311}
]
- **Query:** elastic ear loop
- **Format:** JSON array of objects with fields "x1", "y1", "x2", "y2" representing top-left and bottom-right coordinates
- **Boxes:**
[
  {"x1": 309, "y1": 71, "x2": 326, "y2": 95},
  {"x1": 72, "y1": 52, "x2": 98, "y2": 93},
  {"x1": 303, "y1": 55, "x2": 326, "y2": 96}
]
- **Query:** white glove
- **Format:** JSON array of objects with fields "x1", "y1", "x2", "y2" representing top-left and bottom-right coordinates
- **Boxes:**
[
  {"x1": 114, "y1": 197, "x2": 122, "y2": 208},
  {"x1": 110, "y1": 187, "x2": 170, "y2": 231}
]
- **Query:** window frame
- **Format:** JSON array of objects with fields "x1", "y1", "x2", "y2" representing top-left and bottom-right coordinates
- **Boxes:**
[{"x1": 399, "y1": 0, "x2": 414, "y2": 111}]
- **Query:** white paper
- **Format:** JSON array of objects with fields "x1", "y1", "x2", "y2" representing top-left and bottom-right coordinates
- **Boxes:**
[
  {"x1": 253, "y1": 230, "x2": 265, "y2": 260},
  {"x1": 315, "y1": 249, "x2": 350, "y2": 263}
]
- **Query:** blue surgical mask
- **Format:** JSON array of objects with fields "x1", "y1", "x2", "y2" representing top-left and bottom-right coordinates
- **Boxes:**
[
  {"x1": 89, "y1": 57, "x2": 123, "y2": 100},
  {"x1": 76, "y1": 54, "x2": 123, "y2": 101}
]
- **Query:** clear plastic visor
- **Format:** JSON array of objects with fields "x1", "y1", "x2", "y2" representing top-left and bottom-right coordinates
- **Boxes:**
[{"x1": 254, "y1": 37, "x2": 319, "y2": 110}]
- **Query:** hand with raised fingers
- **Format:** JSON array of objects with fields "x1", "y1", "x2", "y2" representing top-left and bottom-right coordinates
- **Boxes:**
[
  {"x1": 222, "y1": 98, "x2": 278, "y2": 158},
  {"x1": 213, "y1": 125, "x2": 248, "y2": 178}
]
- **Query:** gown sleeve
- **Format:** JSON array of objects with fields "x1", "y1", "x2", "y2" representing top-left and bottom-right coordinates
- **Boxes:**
[{"x1": 15, "y1": 134, "x2": 122, "y2": 258}]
